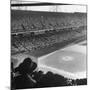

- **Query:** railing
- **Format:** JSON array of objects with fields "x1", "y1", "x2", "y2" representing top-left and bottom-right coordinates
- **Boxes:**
[{"x1": 11, "y1": 26, "x2": 87, "y2": 35}]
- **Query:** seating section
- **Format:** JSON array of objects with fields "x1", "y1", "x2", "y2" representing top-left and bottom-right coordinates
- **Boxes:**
[
  {"x1": 11, "y1": 10, "x2": 87, "y2": 33},
  {"x1": 11, "y1": 26, "x2": 86, "y2": 54}
]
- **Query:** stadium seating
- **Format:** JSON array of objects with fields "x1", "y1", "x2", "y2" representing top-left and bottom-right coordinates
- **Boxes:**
[
  {"x1": 11, "y1": 27, "x2": 86, "y2": 54},
  {"x1": 11, "y1": 10, "x2": 87, "y2": 33}
]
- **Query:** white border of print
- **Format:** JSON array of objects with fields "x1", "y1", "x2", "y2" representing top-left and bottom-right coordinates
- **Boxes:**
[{"x1": 0, "y1": 0, "x2": 89, "y2": 90}]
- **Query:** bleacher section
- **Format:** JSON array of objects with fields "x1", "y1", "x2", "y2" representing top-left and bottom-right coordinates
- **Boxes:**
[
  {"x1": 11, "y1": 10, "x2": 87, "y2": 33},
  {"x1": 11, "y1": 10, "x2": 87, "y2": 55}
]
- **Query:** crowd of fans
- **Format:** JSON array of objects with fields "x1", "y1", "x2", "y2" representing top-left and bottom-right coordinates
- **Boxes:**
[
  {"x1": 11, "y1": 10, "x2": 87, "y2": 33},
  {"x1": 11, "y1": 57, "x2": 87, "y2": 89},
  {"x1": 11, "y1": 10, "x2": 87, "y2": 54},
  {"x1": 11, "y1": 26, "x2": 86, "y2": 54}
]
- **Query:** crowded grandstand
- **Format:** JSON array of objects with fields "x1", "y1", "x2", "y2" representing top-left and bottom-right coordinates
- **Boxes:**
[{"x1": 11, "y1": 10, "x2": 87, "y2": 56}]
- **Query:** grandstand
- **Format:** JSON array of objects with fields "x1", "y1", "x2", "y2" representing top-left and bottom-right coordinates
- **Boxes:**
[
  {"x1": 11, "y1": 5, "x2": 87, "y2": 55},
  {"x1": 11, "y1": 10, "x2": 87, "y2": 34}
]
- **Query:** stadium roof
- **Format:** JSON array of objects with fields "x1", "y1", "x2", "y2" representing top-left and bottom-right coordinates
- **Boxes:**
[
  {"x1": 11, "y1": 0, "x2": 87, "y2": 13},
  {"x1": 11, "y1": 0, "x2": 72, "y2": 6}
]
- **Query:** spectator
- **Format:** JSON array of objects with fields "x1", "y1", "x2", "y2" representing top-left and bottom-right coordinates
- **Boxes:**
[{"x1": 14, "y1": 58, "x2": 37, "y2": 89}]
